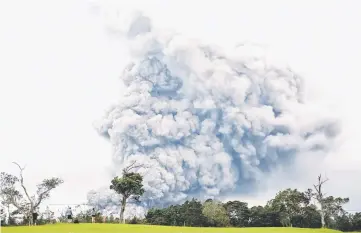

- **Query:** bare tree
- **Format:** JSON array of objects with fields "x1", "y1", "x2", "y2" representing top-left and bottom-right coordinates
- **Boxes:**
[
  {"x1": 0, "y1": 162, "x2": 63, "y2": 225},
  {"x1": 313, "y1": 174, "x2": 329, "y2": 228}
]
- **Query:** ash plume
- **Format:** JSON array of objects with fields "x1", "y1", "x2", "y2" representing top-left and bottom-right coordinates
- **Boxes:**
[{"x1": 87, "y1": 12, "x2": 340, "y2": 215}]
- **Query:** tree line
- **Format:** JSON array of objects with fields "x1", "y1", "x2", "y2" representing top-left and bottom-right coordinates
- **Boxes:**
[
  {"x1": 1, "y1": 161, "x2": 360, "y2": 232},
  {"x1": 144, "y1": 191, "x2": 360, "y2": 232}
]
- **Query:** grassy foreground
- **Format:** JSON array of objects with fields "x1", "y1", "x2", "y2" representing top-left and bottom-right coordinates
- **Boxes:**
[{"x1": 1, "y1": 224, "x2": 343, "y2": 233}]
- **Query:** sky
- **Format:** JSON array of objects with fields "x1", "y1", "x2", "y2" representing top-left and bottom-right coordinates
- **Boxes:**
[{"x1": 1, "y1": 0, "x2": 361, "y2": 212}]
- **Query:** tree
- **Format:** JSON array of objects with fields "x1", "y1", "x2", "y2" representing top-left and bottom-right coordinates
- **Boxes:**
[
  {"x1": 109, "y1": 161, "x2": 145, "y2": 223},
  {"x1": 267, "y1": 188, "x2": 307, "y2": 227},
  {"x1": 312, "y1": 174, "x2": 328, "y2": 228},
  {"x1": 289, "y1": 189, "x2": 321, "y2": 228},
  {"x1": 334, "y1": 212, "x2": 353, "y2": 232},
  {"x1": 202, "y1": 200, "x2": 229, "y2": 227},
  {"x1": 0, "y1": 173, "x2": 20, "y2": 226},
  {"x1": 323, "y1": 196, "x2": 349, "y2": 222},
  {"x1": 351, "y1": 212, "x2": 361, "y2": 231},
  {"x1": 145, "y1": 208, "x2": 169, "y2": 225},
  {"x1": 248, "y1": 205, "x2": 281, "y2": 227},
  {"x1": 224, "y1": 201, "x2": 250, "y2": 227},
  {"x1": 163, "y1": 205, "x2": 183, "y2": 226},
  {"x1": 312, "y1": 174, "x2": 349, "y2": 228},
  {"x1": 0, "y1": 162, "x2": 63, "y2": 225},
  {"x1": 180, "y1": 198, "x2": 206, "y2": 227},
  {"x1": 297, "y1": 204, "x2": 322, "y2": 228},
  {"x1": 0, "y1": 172, "x2": 23, "y2": 214}
]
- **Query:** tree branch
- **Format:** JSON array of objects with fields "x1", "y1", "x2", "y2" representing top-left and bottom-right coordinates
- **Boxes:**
[
  {"x1": 122, "y1": 160, "x2": 150, "y2": 174},
  {"x1": 34, "y1": 178, "x2": 64, "y2": 208},
  {"x1": 313, "y1": 174, "x2": 329, "y2": 201},
  {"x1": 12, "y1": 162, "x2": 33, "y2": 208},
  {"x1": 34, "y1": 190, "x2": 50, "y2": 208}
]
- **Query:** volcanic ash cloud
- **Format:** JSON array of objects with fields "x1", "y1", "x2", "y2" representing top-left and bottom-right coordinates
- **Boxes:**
[{"x1": 89, "y1": 13, "x2": 340, "y2": 210}]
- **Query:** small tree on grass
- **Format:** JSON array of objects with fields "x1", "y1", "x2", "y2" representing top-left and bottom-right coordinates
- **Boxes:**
[
  {"x1": 110, "y1": 161, "x2": 145, "y2": 224},
  {"x1": 0, "y1": 162, "x2": 63, "y2": 225}
]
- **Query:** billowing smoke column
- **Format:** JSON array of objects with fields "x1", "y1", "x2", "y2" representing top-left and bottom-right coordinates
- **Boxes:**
[{"x1": 87, "y1": 13, "x2": 340, "y2": 216}]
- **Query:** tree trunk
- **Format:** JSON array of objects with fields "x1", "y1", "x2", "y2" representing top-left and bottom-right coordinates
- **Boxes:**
[
  {"x1": 28, "y1": 212, "x2": 33, "y2": 226},
  {"x1": 320, "y1": 208, "x2": 326, "y2": 228},
  {"x1": 6, "y1": 205, "x2": 10, "y2": 225},
  {"x1": 119, "y1": 196, "x2": 127, "y2": 224}
]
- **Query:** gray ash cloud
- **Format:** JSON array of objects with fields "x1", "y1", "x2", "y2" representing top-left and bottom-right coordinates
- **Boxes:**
[{"x1": 87, "y1": 13, "x2": 340, "y2": 216}]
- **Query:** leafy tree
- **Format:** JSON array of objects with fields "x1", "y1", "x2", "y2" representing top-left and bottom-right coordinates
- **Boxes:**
[
  {"x1": 164, "y1": 205, "x2": 183, "y2": 226},
  {"x1": 0, "y1": 172, "x2": 23, "y2": 216},
  {"x1": 224, "y1": 201, "x2": 250, "y2": 227},
  {"x1": 202, "y1": 200, "x2": 229, "y2": 227},
  {"x1": 181, "y1": 198, "x2": 206, "y2": 227},
  {"x1": 292, "y1": 204, "x2": 321, "y2": 228},
  {"x1": 0, "y1": 162, "x2": 63, "y2": 225},
  {"x1": 146, "y1": 208, "x2": 168, "y2": 225},
  {"x1": 109, "y1": 161, "x2": 145, "y2": 223},
  {"x1": 352, "y1": 212, "x2": 361, "y2": 231},
  {"x1": 323, "y1": 196, "x2": 350, "y2": 226},
  {"x1": 334, "y1": 213, "x2": 353, "y2": 231},
  {"x1": 267, "y1": 188, "x2": 307, "y2": 227}
]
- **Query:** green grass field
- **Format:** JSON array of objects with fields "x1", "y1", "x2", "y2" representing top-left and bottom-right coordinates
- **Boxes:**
[{"x1": 0, "y1": 224, "x2": 344, "y2": 233}]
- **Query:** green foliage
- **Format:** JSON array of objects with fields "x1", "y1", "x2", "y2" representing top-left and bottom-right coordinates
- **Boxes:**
[
  {"x1": 109, "y1": 167, "x2": 145, "y2": 223},
  {"x1": 144, "y1": 187, "x2": 354, "y2": 230},
  {"x1": 322, "y1": 196, "x2": 350, "y2": 219},
  {"x1": 224, "y1": 201, "x2": 250, "y2": 227},
  {"x1": 293, "y1": 205, "x2": 322, "y2": 228},
  {"x1": 35, "y1": 178, "x2": 64, "y2": 207},
  {"x1": 0, "y1": 166, "x2": 63, "y2": 226},
  {"x1": 267, "y1": 189, "x2": 308, "y2": 227},
  {"x1": 249, "y1": 205, "x2": 281, "y2": 227},
  {"x1": 110, "y1": 172, "x2": 144, "y2": 200},
  {"x1": 181, "y1": 199, "x2": 206, "y2": 227},
  {"x1": 0, "y1": 172, "x2": 22, "y2": 206},
  {"x1": 202, "y1": 200, "x2": 229, "y2": 227},
  {"x1": 145, "y1": 199, "x2": 207, "y2": 227}
]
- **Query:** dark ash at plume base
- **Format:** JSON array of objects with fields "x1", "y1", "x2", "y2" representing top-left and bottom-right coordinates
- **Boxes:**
[{"x1": 87, "y1": 13, "x2": 340, "y2": 215}]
